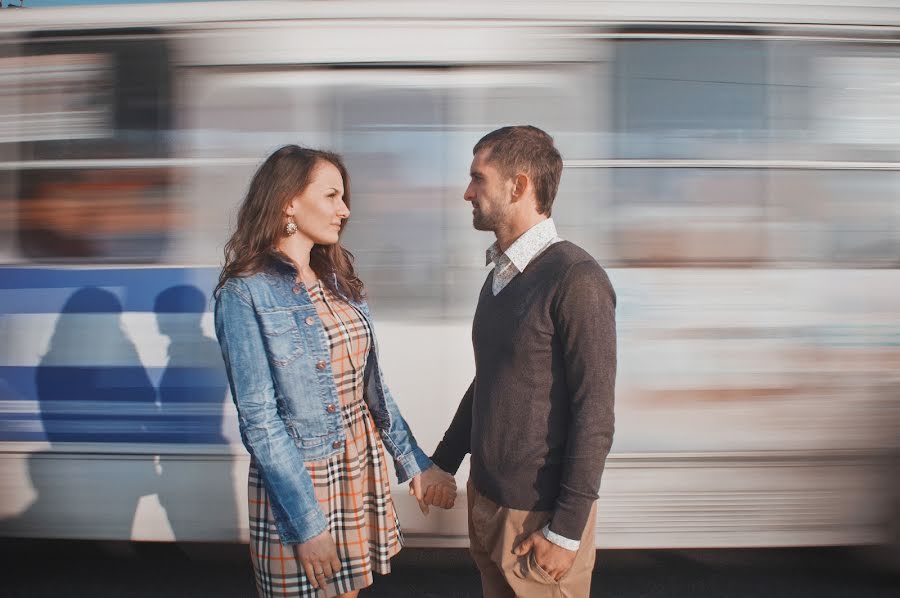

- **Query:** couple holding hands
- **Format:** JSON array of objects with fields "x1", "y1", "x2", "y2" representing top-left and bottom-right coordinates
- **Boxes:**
[{"x1": 214, "y1": 126, "x2": 616, "y2": 598}]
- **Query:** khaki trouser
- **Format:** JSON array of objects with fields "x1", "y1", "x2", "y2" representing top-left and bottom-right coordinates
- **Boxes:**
[{"x1": 467, "y1": 480, "x2": 597, "y2": 598}]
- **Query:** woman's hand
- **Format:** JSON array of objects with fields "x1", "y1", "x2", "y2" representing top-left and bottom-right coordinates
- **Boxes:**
[
  {"x1": 294, "y1": 530, "x2": 341, "y2": 589},
  {"x1": 410, "y1": 465, "x2": 457, "y2": 514}
]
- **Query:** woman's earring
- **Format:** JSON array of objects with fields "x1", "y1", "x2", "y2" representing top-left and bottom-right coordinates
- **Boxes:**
[{"x1": 285, "y1": 217, "x2": 298, "y2": 236}]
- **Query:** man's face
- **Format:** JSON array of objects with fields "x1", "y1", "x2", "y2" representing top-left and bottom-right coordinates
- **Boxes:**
[{"x1": 464, "y1": 149, "x2": 513, "y2": 232}]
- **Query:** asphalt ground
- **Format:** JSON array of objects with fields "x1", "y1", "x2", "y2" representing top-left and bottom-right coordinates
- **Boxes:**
[{"x1": 1, "y1": 539, "x2": 897, "y2": 597}]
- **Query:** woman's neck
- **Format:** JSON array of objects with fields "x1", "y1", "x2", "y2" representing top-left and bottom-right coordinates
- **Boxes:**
[{"x1": 277, "y1": 235, "x2": 318, "y2": 286}]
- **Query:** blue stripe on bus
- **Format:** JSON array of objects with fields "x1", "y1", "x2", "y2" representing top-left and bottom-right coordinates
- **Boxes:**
[
  {"x1": 0, "y1": 429, "x2": 230, "y2": 444},
  {"x1": 0, "y1": 267, "x2": 220, "y2": 314},
  {"x1": 0, "y1": 365, "x2": 231, "y2": 444},
  {"x1": 0, "y1": 366, "x2": 228, "y2": 400}
]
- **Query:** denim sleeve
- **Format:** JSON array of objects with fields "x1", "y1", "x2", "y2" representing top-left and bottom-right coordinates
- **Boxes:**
[
  {"x1": 366, "y1": 356, "x2": 433, "y2": 484},
  {"x1": 215, "y1": 283, "x2": 328, "y2": 545}
]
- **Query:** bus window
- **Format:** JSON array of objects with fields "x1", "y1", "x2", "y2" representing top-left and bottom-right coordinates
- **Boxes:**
[
  {"x1": 14, "y1": 30, "x2": 173, "y2": 263},
  {"x1": 766, "y1": 42, "x2": 900, "y2": 266},
  {"x1": 332, "y1": 85, "x2": 446, "y2": 318},
  {"x1": 768, "y1": 170, "x2": 900, "y2": 267},
  {"x1": 179, "y1": 79, "x2": 300, "y2": 264},
  {"x1": 611, "y1": 167, "x2": 767, "y2": 266},
  {"x1": 611, "y1": 39, "x2": 769, "y2": 266},
  {"x1": 613, "y1": 39, "x2": 768, "y2": 160}
]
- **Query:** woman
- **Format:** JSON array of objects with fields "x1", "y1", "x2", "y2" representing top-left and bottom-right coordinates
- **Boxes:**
[{"x1": 214, "y1": 145, "x2": 456, "y2": 598}]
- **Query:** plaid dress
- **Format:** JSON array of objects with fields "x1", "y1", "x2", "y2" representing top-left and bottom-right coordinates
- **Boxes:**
[{"x1": 248, "y1": 281, "x2": 403, "y2": 597}]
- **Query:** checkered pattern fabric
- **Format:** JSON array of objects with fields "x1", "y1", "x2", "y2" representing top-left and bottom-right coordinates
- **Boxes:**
[{"x1": 247, "y1": 281, "x2": 402, "y2": 597}]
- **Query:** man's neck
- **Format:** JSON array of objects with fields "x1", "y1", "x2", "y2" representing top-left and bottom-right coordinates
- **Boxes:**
[{"x1": 494, "y1": 214, "x2": 549, "y2": 253}]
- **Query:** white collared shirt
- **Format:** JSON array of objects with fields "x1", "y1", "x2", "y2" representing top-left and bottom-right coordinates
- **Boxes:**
[{"x1": 485, "y1": 218, "x2": 562, "y2": 296}]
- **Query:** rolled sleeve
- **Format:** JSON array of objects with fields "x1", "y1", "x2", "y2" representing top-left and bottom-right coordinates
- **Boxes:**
[
  {"x1": 393, "y1": 444, "x2": 434, "y2": 482},
  {"x1": 542, "y1": 524, "x2": 581, "y2": 551}
]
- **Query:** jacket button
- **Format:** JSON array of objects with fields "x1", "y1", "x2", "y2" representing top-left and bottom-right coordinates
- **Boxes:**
[
  {"x1": 292, "y1": 285, "x2": 301, "y2": 294},
  {"x1": 305, "y1": 316, "x2": 315, "y2": 326},
  {"x1": 316, "y1": 360, "x2": 326, "y2": 370},
  {"x1": 332, "y1": 441, "x2": 342, "y2": 449},
  {"x1": 326, "y1": 404, "x2": 337, "y2": 413}
]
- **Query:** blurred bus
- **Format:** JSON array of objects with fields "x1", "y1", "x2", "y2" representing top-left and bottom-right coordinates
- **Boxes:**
[{"x1": 0, "y1": 1, "x2": 897, "y2": 554}]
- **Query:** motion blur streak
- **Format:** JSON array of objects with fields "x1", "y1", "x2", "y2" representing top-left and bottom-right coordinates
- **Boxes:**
[{"x1": 0, "y1": 2, "x2": 897, "y2": 557}]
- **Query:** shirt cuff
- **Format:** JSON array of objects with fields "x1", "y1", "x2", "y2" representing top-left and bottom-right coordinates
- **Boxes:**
[{"x1": 541, "y1": 524, "x2": 580, "y2": 551}]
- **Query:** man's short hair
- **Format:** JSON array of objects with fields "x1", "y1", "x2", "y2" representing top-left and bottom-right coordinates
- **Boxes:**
[{"x1": 473, "y1": 125, "x2": 563, "y2": 216}]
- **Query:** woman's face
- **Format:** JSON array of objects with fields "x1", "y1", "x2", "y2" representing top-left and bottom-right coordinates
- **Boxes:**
[{"x1": 286, "y1": 160, "x2": 349, "y2": 246}]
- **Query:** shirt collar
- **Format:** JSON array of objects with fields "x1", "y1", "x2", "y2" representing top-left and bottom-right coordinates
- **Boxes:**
[{"x1": 485, "y1": 218, "x2": 559, "y2": 271}]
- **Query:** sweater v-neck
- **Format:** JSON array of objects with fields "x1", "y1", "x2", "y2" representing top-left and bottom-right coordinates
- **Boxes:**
[{"x1": 483, "y1": 239, "x2": 571, "y2": 300}]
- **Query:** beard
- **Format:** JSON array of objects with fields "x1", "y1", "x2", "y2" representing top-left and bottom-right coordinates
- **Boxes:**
[
  {"x1": 472, "y1": 209, "x2": 493, "y2": 231},
  {"x1": 471, "y1": 203, "x2": 503, "y2": 231}
]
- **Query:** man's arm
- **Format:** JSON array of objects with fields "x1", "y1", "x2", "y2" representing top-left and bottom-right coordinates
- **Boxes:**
[
  {"x1": 549, "y1": 259, "x2": 617, "y2": 542},
  {"x1": 430, "y1": 379, "x2": 475, "y2": 475}
]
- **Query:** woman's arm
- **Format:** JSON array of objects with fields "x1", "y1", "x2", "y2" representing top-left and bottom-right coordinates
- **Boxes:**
[{"x1": 215, "y1": 282, "x2": 327, "y2": 544}]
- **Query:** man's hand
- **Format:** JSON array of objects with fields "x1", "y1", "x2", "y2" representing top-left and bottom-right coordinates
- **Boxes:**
[
  {"x1": 294, "y1": 530, "x2": 341, "y2": 589},
  {"x1": 410, "y1": 465, "x2": 457, "y2": 514},
  {"x1": 514, "y1": 530, "x2": 577, "y2": 582}
]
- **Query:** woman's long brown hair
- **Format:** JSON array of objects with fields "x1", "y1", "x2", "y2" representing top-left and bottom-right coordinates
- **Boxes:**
[{"x1": 214, "y1": 145, "x2": 364, "y2": 302}]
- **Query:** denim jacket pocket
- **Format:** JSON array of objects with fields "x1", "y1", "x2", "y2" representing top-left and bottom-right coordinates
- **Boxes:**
[
  {"x1": 285, "y1": 420, "x2": 328, "y2": 446},
  {"x1": 284, "y1": 421, "x2": 341, "y2": 461},
  {"x1": 299, "y1": 434, "x2": 330, "y2": 449},
  {"x1": 259, "y1": 310, "x2": 304, "y2": 367}
]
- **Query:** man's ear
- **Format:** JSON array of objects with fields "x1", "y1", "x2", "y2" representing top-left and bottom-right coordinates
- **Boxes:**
[{"x1": 511, "y1": 173, "x2": 529, "y2": 201}]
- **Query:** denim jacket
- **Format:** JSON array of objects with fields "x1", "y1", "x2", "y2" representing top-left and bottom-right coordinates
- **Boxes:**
[{"x1": 214, "y1": 259, "x2": 432, "y2": 545}]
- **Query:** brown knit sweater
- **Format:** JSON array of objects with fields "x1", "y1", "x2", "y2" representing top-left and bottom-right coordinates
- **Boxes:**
[{"x1": 431, "y1": 241, "x2": 616, "y2": 541}]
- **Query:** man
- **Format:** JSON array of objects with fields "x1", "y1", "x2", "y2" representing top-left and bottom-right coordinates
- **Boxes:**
[{"x1": 426, "y1": 126, "x2": 616, "y2": 597}]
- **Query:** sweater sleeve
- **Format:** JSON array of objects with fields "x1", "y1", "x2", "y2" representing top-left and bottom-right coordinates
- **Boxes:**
[
  {"x1": 548, "y1": 260, "x2": 616, "y2": 541},
  {"x1": 430, "y1": 378, "x2": 474, "y2": 474}
]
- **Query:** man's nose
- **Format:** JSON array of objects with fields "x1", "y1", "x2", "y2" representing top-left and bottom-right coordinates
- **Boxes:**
[{"x1": 463, "y1": 184, "x2": 475, "y2": 202}]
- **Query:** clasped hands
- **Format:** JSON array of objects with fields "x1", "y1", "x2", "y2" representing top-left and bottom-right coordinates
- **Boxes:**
[{"x1": 409, "y1": 464, "x2": 457, "y2": 514}]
